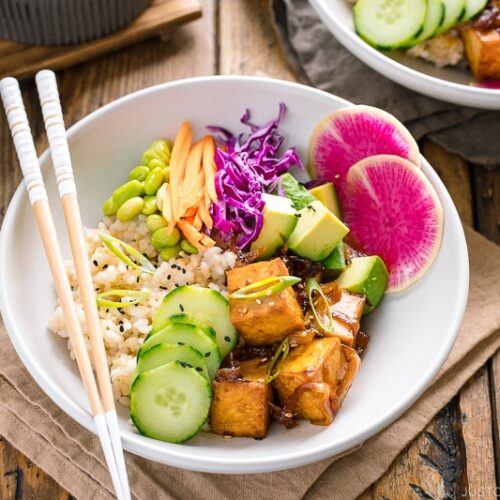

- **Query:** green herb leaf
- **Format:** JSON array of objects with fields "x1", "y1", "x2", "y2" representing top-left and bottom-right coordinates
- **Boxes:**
[
  {"x1": 96, "y1": 289, "x2": 149, "y2": 308},
  {"x1": 229, "y1": 276, "x2": 301, "y2": 300},
  {"x1": 98, "y1": 232, "x2": 156, "y2": 274},
  {"x1": 306, "y1": 277, "x2": 334, "y2": 334},
  {"x1": 266, "y1": 337, "x2": 290, "y2": 383}
]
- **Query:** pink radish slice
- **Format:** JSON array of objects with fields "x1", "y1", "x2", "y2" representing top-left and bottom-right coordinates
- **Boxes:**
[
  {"x1": 308, "y1": 105, "x2": 420, "y2": 202},
  {"x1": 343, "y1": 155, "x2": 443, "y2": 293}
]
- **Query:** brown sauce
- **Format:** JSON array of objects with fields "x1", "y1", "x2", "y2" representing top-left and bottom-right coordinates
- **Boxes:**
[{"x1": 473, "y1": 5, "x2": 500, "y2": 31}]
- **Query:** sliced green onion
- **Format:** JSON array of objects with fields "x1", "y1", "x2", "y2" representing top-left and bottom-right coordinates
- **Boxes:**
[
  {"x1": 96, "y1": 289, "x2": 149, "y2": 308},
  {"x1": 266, "y1": 338, "x2": 290, "y2": 383},
  {"x1": 306, "y1": 277, "x2": 334, "y2": 334},
  {"x1": 98, "y1": 232, "x2": 156, "y2": 274},
  {"x1": 229, "y1": 276, "x2": 301, "y2": 300}
]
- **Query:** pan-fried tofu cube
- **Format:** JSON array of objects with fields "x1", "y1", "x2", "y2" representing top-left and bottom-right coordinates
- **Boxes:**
[
  {"x1": 462, "y1": 26, "x2": 500, "y2": 80},
  {"x1": 273, "y1": 338, "x2": 346, "y2": 425},
  {"x1": 227, "y1": 258, "x2": 305, "y2": 346},
  {"x1": 210, "y1": 358, "x2": 271, "y2": 438},
  {"x1": 321, "y1": 284, "x2": 365, "y2": 347}
]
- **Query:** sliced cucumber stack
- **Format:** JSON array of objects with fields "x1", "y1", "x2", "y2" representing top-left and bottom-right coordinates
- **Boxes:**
[
  {"x1": 151, "y1": 312, "x2": 217, "y2": 341},
  {"x1": 436, "y1": 0, "x2": 466, "y2": 33},
  {"x1": 411, "y1": 0, "x2": 445, "y2": 44},
  {"x1": 153, "y1": 285, "x2": 237, "y2": 358},
  {"x1": 461, "y1": 0, "x2": 488, "y2": 21},
  {"x1": 139, "y1": 323, "x2": 221, "y2": 379},
  {"x1": 137, "y1": 343, "x2": 209, "y2": 380},
  {"x1": 130, "y1": 361, "x2": 212, "y2": 443},
  {"x1": 354, "y1": 0, "x2": 427, "y2": 50}
]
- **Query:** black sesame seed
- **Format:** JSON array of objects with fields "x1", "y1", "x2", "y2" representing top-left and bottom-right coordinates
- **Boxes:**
[
  {"x1": 186, "y1": 363, "x2": 193, "y2": 368},
  {"x1": 294, "y1": 213, "x2": 302, "y2": 218},
  {"x1": 196, "y1": 367, "x2": 203, "y2": 372},
  {"x1": 224, "y1": 336, "x2": 231, "y2": 342},
  {"x1": 179, "y1": 304, "x2": 185, "y2": 312},
  {"x1": 93, "y1": 260, "x2": 98, "y2": 266},
  {"x1": 119, "y1": 325, "x2": 124, "y2": 333},
  {"x1": 106, "y1": 308, "x2": 110, "y2": 313},
  {"x1": 159, "y1": 286, "x2": 167, "y2": 290},
  {"x1": 205, "y1": 352, "x2": 211, "y2": 357},
  {"x1": 254, "y1": 437, "x2": 264, "y2": 441},
  {"x1": 119, "y1": 321, "x2": 123, "y2": 325},
  {"x1": 178, "y1": 342, "x2": 185, "y2": 346},
  {"x1": 167, "y1": 274, "x2": 171, "y2": 280},
  {"x1": 136, "y1": 276, "x2": 140, "y2": 283},
  {"x1": 102, "y1": 264, "x2": 108, "y2": 269},
  {"x1": 179, "y1": 361, "x2": 187, "y2": 368},
  {"x1": 175, "y1": 284, "x2": 180, "y2": 288},
  {"x1": 182, "y1": 268, "x2": 186, "y2": 274}
]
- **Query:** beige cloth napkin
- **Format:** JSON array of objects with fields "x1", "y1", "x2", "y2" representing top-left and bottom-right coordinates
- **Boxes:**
[{"x1": 1, "y1": 226, "x2": 499, "y2": 500}]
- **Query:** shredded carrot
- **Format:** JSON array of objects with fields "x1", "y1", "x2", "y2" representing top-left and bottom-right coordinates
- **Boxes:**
[
  {"x1": 202, "y1": 136, "x2": 218, "y2": 203},
  {"x1": 163, "y1": 126, "x2": 219, "y2": 251}
]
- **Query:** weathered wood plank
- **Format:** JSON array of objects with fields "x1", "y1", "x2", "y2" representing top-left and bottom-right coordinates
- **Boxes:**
[
  {"x1": 490, "y1": 350, "x2": 500, "y2": 487},
  {"x1": 457, "y1": 367, "x2": 497, "y2": 499},
  {"x1": 422, "y1": 139, "x2": 474, "y2": 226},
  {"x1": 0, "y1": 436, "x2": 74, "y2": 500},
  {"x1": 363, "y1": 401, "x2": 464, "y2": 499},
  {"x1": 472, "y1": 167, "x2": 500, "y2": 245},
  {"x1": 219, "y1": 0, "x2": 295, "y2": 80}
]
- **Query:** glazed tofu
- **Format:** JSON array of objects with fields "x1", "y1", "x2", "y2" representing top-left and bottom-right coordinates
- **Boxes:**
[
  {"x1": 462, "y1": 26, "x2": 500, "y2": 80},
  {"x1": 227, "y1": 258, "x2": 305, "y2": 346},
  {"x1": 210, "y1": 359, "x2": 271, "y2": 437},
  {"x1": 322, "y1": 284, "x2": 365, "y2": 347},
  {"x1": 273, "y1": 338, "x2": 346, "y2": 425}
]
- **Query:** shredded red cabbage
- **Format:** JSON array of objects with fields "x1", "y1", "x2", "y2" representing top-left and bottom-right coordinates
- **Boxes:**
[{"x1": 208, "y1": 104, "x2": 303, "y2": 249}]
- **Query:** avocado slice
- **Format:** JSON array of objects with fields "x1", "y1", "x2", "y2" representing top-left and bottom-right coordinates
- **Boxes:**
[
  {"x1": 280, "y1": 173, "x2": 316, "y2": 210},
  {"x1": 322, "y1": 240, "x2": 346, "y2": 278},
  {"x1": 336, "y1": 256, "x2": 388, "y2": 309},
  {"x1": 288, "y1": 201, "x2": 349, "y2": 261},
  {"x1": 250, "y1": 193, "x2": 298, "y2": 259},
  {"x1": 309, "y1": 182, "x2": 341, "y2": 218}
]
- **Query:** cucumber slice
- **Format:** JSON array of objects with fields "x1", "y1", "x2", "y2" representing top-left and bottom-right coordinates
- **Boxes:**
[
  {"x1": 409, "y1": 0, "x2": 446, "y2": 45},
  {"x1": 130, "y1": 361, "x2": 212, "y2": 443},
  {"x1": 150, "y1": 313, "x2": 217, "y2": 340},
  {"x1": 153, "y1": 285, "x2": 237, "y2": 359},
  {"x1": 462, "y1": 0, "x2": 487, "y2": 20},
  {"x1": 139, "y1": 323, "x2": 221, "y2": 379},
  {"x1": 354, "y1": 0, "x2": 427, "y2": 50},
  {"x1": 437, "y1": 0, "x2": 466, "y2": 32},
  {"x1": 137, "y1": 343, "x2": 209, "y2": 380}
]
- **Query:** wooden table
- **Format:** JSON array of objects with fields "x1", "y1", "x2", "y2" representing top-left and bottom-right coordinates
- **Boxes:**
[{"x1": 1, "y1": 1, "x2": 499, "y2": 498}]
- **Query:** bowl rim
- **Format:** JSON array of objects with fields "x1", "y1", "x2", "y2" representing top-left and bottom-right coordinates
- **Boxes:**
[
  {"x1": 309, "y1": 0, "x2": 500, "y2": 110},
  {"x1": 0, "y1": 75, "x2": 469, "y2": 473}
]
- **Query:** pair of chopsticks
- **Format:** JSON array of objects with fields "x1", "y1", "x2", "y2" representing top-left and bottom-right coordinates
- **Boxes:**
[{"x1": 0, "y1": 71, "x2": 131, "y2": 500}]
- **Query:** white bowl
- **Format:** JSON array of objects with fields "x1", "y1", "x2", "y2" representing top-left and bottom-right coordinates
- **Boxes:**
[
  {"x1": 310, "y1": 0, "x2": 500, "y2": 110},
  {"x1": 0, "y1": 76, "x2": 468, "y2": 473}
]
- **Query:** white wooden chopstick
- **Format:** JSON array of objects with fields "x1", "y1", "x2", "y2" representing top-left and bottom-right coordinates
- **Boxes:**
[
  {"x1": 34, "y1": 70, "x2": 132, "y2": 500},
  {"x1": 0, "y1": 77, "x2": 127, "y2": 500}
]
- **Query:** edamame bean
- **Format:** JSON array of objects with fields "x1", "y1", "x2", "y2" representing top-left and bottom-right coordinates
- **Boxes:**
[
  {"x1": 148, "y1": 158, "x2": 167, "y2": 170},
  {"x1": 180, "y1": 239, "x2": 199, "y2": 254},
  {"x1": 146, "y1": 214, "x2": 168, "y2": 232},
  {"x1": 159, "y1": 245, "x2": 181, "y2": 261},
  {"x1": 151, "y1": 227, "x2": 181, "y2": 249},
  {"x1": 128, "y1": 165, "x2": 150, "y2": 182},
  {"x1": 142, "y1": 195, "x2": 157, "y2": 215},
  {"x1": 102, "y1": 197, "x2": 118, "y2": 216},
  {"x1": 112, "y1": 180, "x2": 144, "y2": 207},
  {"x1": 117, "y1": 197, "x2": 144, "y2": 222},
  {"x1": 144, "y1": 167, "x2": 164, "y2": 196}
]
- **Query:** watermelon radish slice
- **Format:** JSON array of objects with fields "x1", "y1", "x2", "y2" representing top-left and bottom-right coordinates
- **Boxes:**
[
  {"x1": 343, "y1": 155, "x2": 443, "y2": 293},
  {"x1": 308, "y1": 106, "x2": 420, "y2": 201}
]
